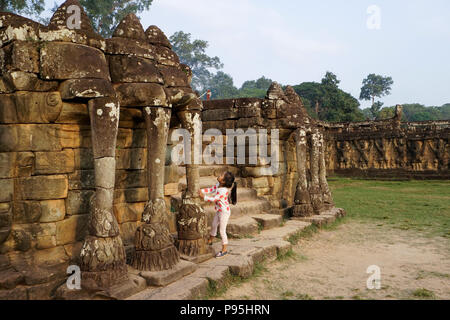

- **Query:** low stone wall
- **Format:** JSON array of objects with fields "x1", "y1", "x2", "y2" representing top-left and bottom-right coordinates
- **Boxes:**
[{"x1": 317, "y1": 111, "x2": 450, "y2": 179}]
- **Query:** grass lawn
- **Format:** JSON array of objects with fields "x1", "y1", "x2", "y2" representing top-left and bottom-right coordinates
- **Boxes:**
[{"x1": 328, "y1": 177, "x2": 450, "y2": 238}]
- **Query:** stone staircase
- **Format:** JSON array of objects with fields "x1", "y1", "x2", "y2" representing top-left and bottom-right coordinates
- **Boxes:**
[{"x1": 172, "y1": 165, "x2": 283, "y2": 238}]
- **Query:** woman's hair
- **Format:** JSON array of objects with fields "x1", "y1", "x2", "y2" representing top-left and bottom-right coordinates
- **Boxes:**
[{"x1": 223, "y1": 171, "x2": 237, "y2": 205}]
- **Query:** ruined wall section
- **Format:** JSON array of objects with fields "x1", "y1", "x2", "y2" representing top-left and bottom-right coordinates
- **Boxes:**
[
  {"x1": 202, "y1": 97, "x2": 303, "y2": 210},
  {"x1": 0, "y1": 10, "x2": 183, "y2": 299},
  {"x1": 318, "y1": 111, "x2": 450, "y2": 179}
]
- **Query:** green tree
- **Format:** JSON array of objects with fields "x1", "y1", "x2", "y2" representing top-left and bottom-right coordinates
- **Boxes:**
[
  {"x1": 0, "y1": 0, "x2": 45, "y2": 19},
  {"x1": 359, "y1": 73, "x2": 393, "y2": 119},
  {"x1": 170, "y1": 31, "x2": 223, "y2": 92},
  {"x1": 207, "y1": 71, "x2": 238, "y2": 99},
  {"x1": 237, "y1": 76, "x2": 273, "y2": 98},
  {"x1": 293, "y1": 72, "x2": 364, "y2": 122},
  {"x1": 377, "y1": 106, "x2": 395, "y2": 120}
]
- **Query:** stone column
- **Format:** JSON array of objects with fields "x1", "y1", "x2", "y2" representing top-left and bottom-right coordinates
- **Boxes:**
[
  {"x1": 131, "y1": 106, "x2": 180, "y2": 271},
  {"x1": 309, "y1": 129, "x2": 323, "y2": 214},
  {"x1": 175, "y1": 109, "x2": 208, "y2": 257},
  {"x1": 292, "y1": 127, "x2": 314, "y2": 217},
  {"x1": 80, "y1": 97, "x2": 128, "y2": 290},
  {"x1": 318, "y1": 132, "x2": 334, "y2": 210}
]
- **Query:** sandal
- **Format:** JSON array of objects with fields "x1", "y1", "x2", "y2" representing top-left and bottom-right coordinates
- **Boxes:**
[{"x1": 215, "y1": 251, "x2": 228, "y2": 258}]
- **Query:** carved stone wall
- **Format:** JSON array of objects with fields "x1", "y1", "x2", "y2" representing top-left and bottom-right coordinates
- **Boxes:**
[
  {"x1": 317, "y1": 108, "x2": 450, "y2": 179},
  {"x1": 0, "y1": 1, "x2": 185, "y2": 298}
]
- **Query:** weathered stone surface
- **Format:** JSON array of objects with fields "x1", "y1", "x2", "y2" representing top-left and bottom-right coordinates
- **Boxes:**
[
  {"x1": 40, "y1": 200, "x2": 66, "y2": 223},
  {"x1": 0, "y1": 13, "x2": 41, "y2": 46},
  {"x1": 158, "y1": 65, "x2": 189, "y2": 87},
  {"x1": 139, "y1": 259, "x2": 197, "y2": 287},
  {"x1": 106, "y1": 37, "x2": 157, "y2": 59},
  {"x1": 11, "y1": 91, "x2": 63, "y2": 123},
  {"x1": 0, "y1": 286, "x2": 28, "y2": 300},
  {"x1": 56, "y1": 215, "x2": 89, "y2": 245},
  {"x1": 42, "y1": 0, "x2": 106, "y2": 50},
  {"x1": 0, "y1": 153, "x2": 16, "y2": 178},
  {"x1": 35, "y1": 149, "x2": 75, "y2": 174},
  {"x1": 40, "y1": 42, "x2": 110, "y2": 80},
  {"x1": 113, "y1": 202, "x2": 145, "y2": 223},
  {"x1": 113, "y1": 83, "x2": 167, "y2": 107},
  {"x1": 202, "y1": 108, "x2": 238, "y2": 121},
  {"x1": 0, "y1": 125, "x2": 61, "y2": 152},
  {"x1": 68, "y1": 170, "x2": 95, "y2": 190},
  {"x1": 108, "y1": 55, "x2": 163, "y2": 84},
  {"x1": 59, "y1": 79, "x2": 115, "y2": 99},
  {"x1": 94, "y1": 157, "x2": 116, "y2": 189},
  {"x1": 113, "y1": 13, "x2": 146, "y2": 40},
  {"x1": 115, "y1": 148, "x2": 146, "y2": 170},
  {"x1": 1, "y1": 41, "x2": 39, "y2": 73},
  {"x1": 154, "y1": 46, "x2": 180, "y2": 67},
  {"x1": 12, "y1": 201, "x2": 41, "y2": 223},
  {"x1": 55, "y1": 102, "x2": 89, "y2": 123},
  {"x1": 73, "y1": 148, "x2": 94, "y2": 169},
  {"x1": 66, "y1": 190, "x2": 94, "y2": 215},
  {"x1": 2, "y1": 71, "x2": 59, "y2": 92},
  {"x1": 145, "y1": 25, "x2": 172, "y2": 49},
  {"x1": 0, "y1": 268, "x2": 24, "y2": 289},
  {"x1": 88, "y1": 97, "x2": 120, "y2": 158},
  {"x1": 0, "y1": 179, "x2": 13, "y2": 202},
  {"x1": 17, "y1": 175, "x2": 68, "y2": 200}
]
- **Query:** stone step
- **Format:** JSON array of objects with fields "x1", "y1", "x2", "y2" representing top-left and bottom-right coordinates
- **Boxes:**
[
  {"x1": 203, "y1": 199, "x2": 272, "y2": 222},
  {"x1": 126, "y1": 215, "x2": 320, "y2": 300},
  {"x1": 291, "y1": 207, "x2": 346, "y2": 227},
  {"x1": 226, "y1": 216, "x2": 259, "y2": 238},
  {"x1": 250, "y1": 214, "x2": 283, "y2": 230}
]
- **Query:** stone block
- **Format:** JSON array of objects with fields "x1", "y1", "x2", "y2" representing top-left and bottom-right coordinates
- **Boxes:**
[
  {"x1": 2, "y1": 71, "x2": 59, "y2": 92},
  {"x1": 108, "y1": 55, "x2": 163, "y2": 83},
  {"x1": 116, "y1": 148, "x2": 146, "y2": 170},
  {"x1": 158, "y1": 65, "x2": 189, "y2": 87},
  {"x1": 56, "y1": 215, "x2": 89, "y2": 245},
  {"x1": 0, "y1": 125, "x2": 62, "y2": 152},
  {"x1": 0, "y1": 94, "x2": 17, "y2": 123},
  {"x1": 35, "y1": 149, "x2": 75, "y2": 174},
  {"x1": 113, "y1": 83, "x2": 167, "y2": 107},
  {"x1": 119, "y1": 221, "x2": 140, "y2": 246},
  {"x1": 40, "y1": 42, "x2": 110, "y2": 80},
  {"x1": 114, "y1": 202, "x2": 145, "y2": 224},
  {"x1": 114, "y1": 188, "x2": 148, "y2": 203},
  {"x1": 250, "y1": 176, "x2": 269, "y2": 188},
  {"x1": 40, "y1": 199, "x2": 66, "y2": 223},
  {"x1": 12, "y1": 201, "x2": 41, "y2": 223},
  {"x1": 1, "y1": 40, "x2": 39, "y2": 73},
  {"x1": 0, "y1": 153, "x2": 16, "y2": 178},
  {"x1": 59, "y1": 79, "x2": 115, "y2": 99},
  {"x1": 17, "y1": 175, "x2": 68, "y2": 200},
  {"x1": 164, "y1": 183, "x2": 180, "y2": 196},
  {"x1": 65, "y1": 190, "x2": 94, "y2": 215},
  {"x1": 55, "y1": 102, "x2": 89, "y2": 124},
  {"x1": 68, "y1": 170, "x2": 95, "y2": 190},
  {"x1": 0, "y1": 179, "x2": 13, "y2": 202},
  {"x1": 106, "y1": 37, "x2": 157, "y2": 59},
  {"x1": 202, "y1": 109, "x2": 238, "y2": 121},
  {"x1": 139, "y1": 259, "x2": 197, "y2": 287}
]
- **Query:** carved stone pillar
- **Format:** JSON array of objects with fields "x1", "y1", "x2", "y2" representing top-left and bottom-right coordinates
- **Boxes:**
[
  {"x1": 292, "y1": 127, "x2": 313, "y2": 217},
  {"x1": 309, "y1": 129, "x2": 323, "y2": 214},
  {"x1": 176, "y1": 108, "x2": 208, "y2": 256},
  {"x1": 80, "y1": 97, "x2": 128, "y2": 290},
  {"x1": 131, "y1": 107, "x2": 180, "y2": 271},
  {"x1": 318, "y1": 132, "x2": 334, "y2": 210}
]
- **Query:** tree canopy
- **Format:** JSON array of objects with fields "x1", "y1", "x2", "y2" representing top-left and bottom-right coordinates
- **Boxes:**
[
  {"x1": 170, "y1": 31, "x2": 223, "y2": 93},
  {"x1": 360, "y1": 73, "x2": 394, "y2": 119},
  {"x1": 0, "y1": 0, "x2": 45, "y2": 20},
  {"x1": 293, "y1": 72, "x2": 365, "y2": 122}
]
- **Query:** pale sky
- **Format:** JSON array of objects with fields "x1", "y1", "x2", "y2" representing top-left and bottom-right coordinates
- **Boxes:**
[{"x1": 40, "y1": 0, "x2": 450, "y2": 108}]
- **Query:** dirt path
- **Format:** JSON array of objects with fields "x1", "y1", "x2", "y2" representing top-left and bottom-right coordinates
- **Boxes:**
[{"x1": 215, "y1": 221, "x2": 450, "y2": 300}]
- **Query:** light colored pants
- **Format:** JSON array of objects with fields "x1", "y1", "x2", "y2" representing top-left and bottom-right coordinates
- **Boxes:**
[{"x1": 210, "y1": 211, "x2": 230, "y2": 245}]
